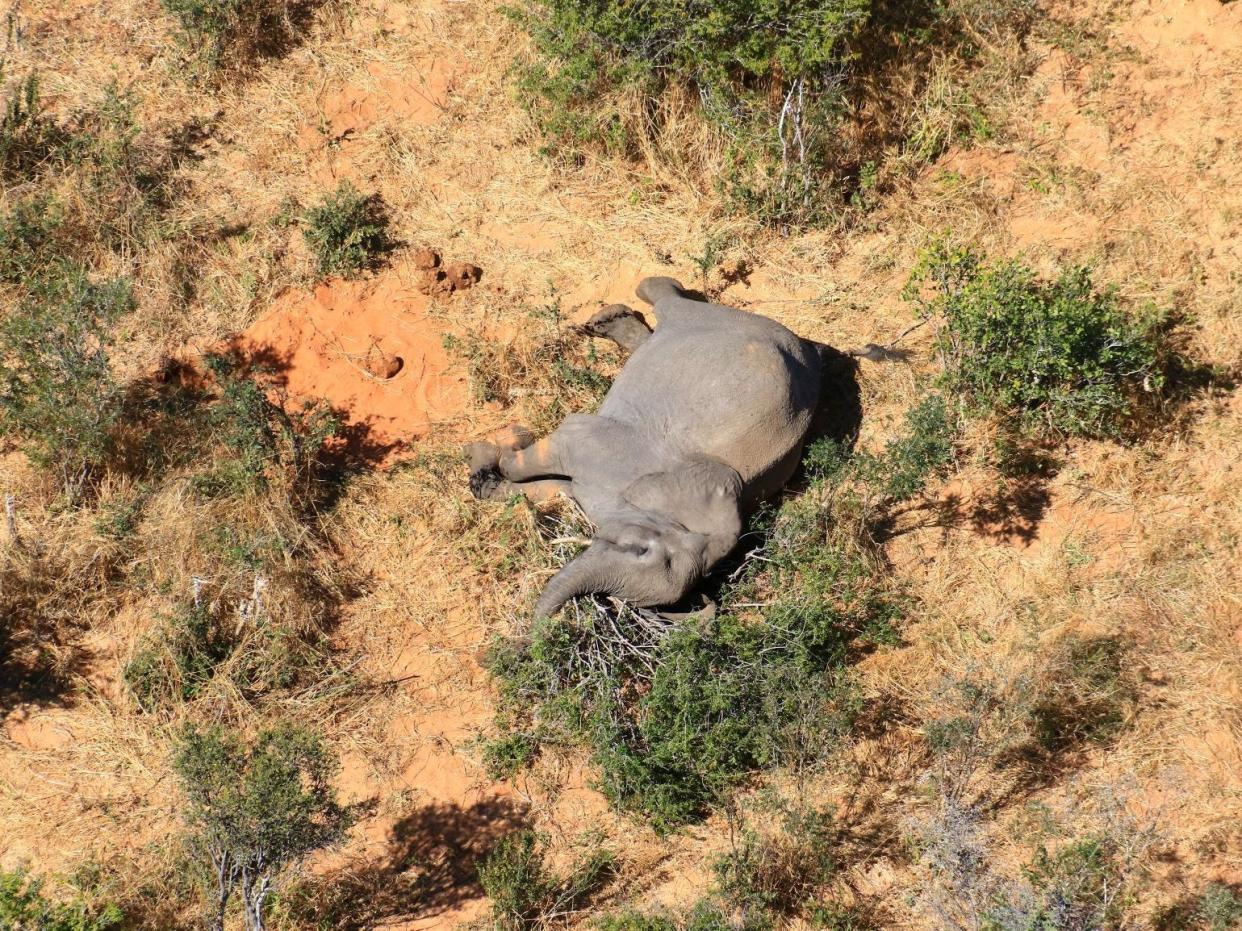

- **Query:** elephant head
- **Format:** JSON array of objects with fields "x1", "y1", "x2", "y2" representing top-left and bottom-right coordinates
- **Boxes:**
[{"x1": 534, "y1": 459, "x2": 742, "y2": 617}]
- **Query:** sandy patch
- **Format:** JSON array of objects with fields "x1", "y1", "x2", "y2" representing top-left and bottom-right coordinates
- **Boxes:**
[{"x1": 229, "y1": 267, "x2": 469, "y2": 461}]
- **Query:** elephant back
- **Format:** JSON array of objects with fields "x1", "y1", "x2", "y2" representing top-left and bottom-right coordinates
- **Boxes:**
[{"x1": 599, "y1": 302, "x2": 821, "y2": 495}]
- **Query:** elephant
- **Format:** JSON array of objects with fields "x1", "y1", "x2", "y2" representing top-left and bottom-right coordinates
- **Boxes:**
[{"x1": 465, "y1": 276, "x2": 853, "y2": 618}]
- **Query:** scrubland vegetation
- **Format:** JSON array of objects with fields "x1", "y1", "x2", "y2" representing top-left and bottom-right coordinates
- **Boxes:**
[{"x1": 1, "y1": 0, "x2": 1239, "y2": 927}]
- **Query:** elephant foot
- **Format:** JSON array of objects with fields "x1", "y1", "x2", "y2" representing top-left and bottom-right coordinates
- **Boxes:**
[
  {"x1": 582, "y1": 304, "x2": 652, "y2": 353},
  {"x1": 469, "y1": 466, "x2": 504, "y2": 500}
]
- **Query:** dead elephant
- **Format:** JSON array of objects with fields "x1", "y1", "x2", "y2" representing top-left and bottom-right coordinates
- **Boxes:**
[{"x1": 466, "y1": 276, "x2": 844, "y2": 617}]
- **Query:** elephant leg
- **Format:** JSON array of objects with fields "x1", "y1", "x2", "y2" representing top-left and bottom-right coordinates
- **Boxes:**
[
  {"x1": 483, "y1": 478, "x2": 572, "y2": 504},
  {"x1": 465, "y1": 425, "x2": 539, "y2": 500},
  {"x1": 635, "y1": 276, "x2": 685, "y2": 305},
  {"x1": 497, "y1": 436, "x2": 568, "y2": 482},
  {"x1": 582, "y1": 304, "x2": 651, "y2": 353}
]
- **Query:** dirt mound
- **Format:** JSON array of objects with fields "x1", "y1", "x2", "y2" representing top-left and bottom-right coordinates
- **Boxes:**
[{"x1": 231, "y1": 269, "x2": 469, "y2": 462}]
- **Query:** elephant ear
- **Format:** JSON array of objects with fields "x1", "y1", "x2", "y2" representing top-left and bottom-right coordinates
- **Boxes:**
[{"x1": 622, "y1": 459, "x2": 743, "y2": 567}]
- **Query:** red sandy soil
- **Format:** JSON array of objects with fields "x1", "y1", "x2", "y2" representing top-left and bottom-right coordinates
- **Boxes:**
[{"x1": 230, "y1": 266, "x2": 469, "y2": 461}]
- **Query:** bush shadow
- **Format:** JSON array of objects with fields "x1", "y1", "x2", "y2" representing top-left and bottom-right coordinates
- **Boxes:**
[{"x1": 290, "y1": 796, "x2": 529, "y2": 929}]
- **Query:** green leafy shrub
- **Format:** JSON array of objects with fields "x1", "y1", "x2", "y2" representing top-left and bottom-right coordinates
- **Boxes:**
[
  {"x1": 173, "y1": 723, "x2": 350, "y2": 931},
  {"x1": 196, "y1": 353, "x2": 340, "y2": 506},
  {"x1": 0, "y1": 261, "x2": 133, "y2": 496},
  {"x1": 865, "y1": 394, "x2": 957, "y2": 501},
  {"x1": 0, "y1": 867, "x2": 122, "y2": 931},
  {"x1": 905, "y1": 241, "x2": 1170, "y2": 439},
  {"x1": 478, "y1": 831, "x2": 614, "y2": 931},
  {"x1": 125, "y1": 603, "x2": 232, "y2": 712},
  {"x1": 509, "y1": 0, "x2": 871, "y2": 224},
  {"x1": 300, "y1": 182, "x2": 394, "y2": 279}
]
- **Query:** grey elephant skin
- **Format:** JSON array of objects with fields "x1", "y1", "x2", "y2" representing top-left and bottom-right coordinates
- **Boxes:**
[{"x1": 465, "y1": 276, "x2": 830, "y2": 618}]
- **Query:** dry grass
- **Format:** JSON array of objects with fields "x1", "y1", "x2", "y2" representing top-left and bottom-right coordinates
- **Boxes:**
[{"x1": 0, "y1": 0, "x2": 1239, "y2": 926}]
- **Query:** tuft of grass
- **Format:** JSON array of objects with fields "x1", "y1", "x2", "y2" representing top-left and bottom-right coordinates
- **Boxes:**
[
  {"x1": 444, "y1": 308, "x2": 618, "y2": 434},
  {"x1": 124, "y1": 602, "x2": 232, "y2": 713},
  {"x1": 478, "y1": 831, "x2": 615, "y2": 931},
  {"x1": 161, "y1": 0, "x2": 321, "y2": 74},
  {"x1": 905, "y1": 240, "x2": 1173, "y2": 439},
  {"x1": 300, "y1": 183, "x2": 394, "y2": 280}
]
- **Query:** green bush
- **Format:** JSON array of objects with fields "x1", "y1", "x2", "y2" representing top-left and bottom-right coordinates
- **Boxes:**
[
  {"x1": 905, "y1": 241, "x2": 1170, "y2": 439},
  {"x1": 0, "y1": 867, "x2": 122, "y2": 931},
  {"x1": 124, "y1": 603, "x2": 232, "y2": 712},
  {"x1": 300, "y1": 183, "x2": 394, "y2": 279},
  {"x1": 509, "y1": 0, "x2": 871, "y2": 224},
  {"x1": 197, "y1": 353, "x2": 340, "y2": 505},
  {"x1": 478, "y1": 831, "x2": 614, "y2": 931},
  {"x1": 866, "y1": 394, "x2": 957, "y2": 501},
  {"x1": 173, "y1": 723, "x2": 350, "y2": 931},
  {"x1": 0, "y1": 261, "x2": 133, "y2": 496}
]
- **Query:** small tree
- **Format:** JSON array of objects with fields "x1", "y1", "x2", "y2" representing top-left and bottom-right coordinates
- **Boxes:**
[{"x1": 172, "y1": 723, "x2": 350, "y2": 931}]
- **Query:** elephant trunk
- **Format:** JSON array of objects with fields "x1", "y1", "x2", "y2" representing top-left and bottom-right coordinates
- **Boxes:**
[{"x1": 534, "y1": 545, "x2": 615, "y2": 618}]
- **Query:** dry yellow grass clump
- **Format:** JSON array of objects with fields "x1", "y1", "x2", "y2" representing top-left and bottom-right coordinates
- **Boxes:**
[{"x1": 0, "y1": 0, "x2": 1239, "y2": 928}]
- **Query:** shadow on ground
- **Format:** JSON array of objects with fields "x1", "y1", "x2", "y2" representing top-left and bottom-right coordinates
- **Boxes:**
[{"x1": 288, "y1": 796, "x2": 529, "y2": 929}]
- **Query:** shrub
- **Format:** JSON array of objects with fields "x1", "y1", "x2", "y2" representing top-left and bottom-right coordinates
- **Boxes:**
[
  {"x1": 481, "y1": 732, "x2": 540, "y2": 780},
  {"x1": 905, "y1": 241, "x2": 1170, "y2": 439},
  {"x1": 1198, "y1": 884, "x2": 1242, "y2": 931},
  {"x1": 300, "y1": 183, "x2": 394, "y2": 279},
  {"x1": 0, "y1": 68, "x2": 73, "y2": 181},
  {"x1": 173, "y1": 723, "x2": 350, "y2": 931},
  {"x1": 0, "y1": 867, "x2": 122, "y2": 931},
  {"x1": 161, "y1": 0, "x2": 319, "y2": 73},
  {"x1": 197, "y1": 353, "x2": 340, "y2": 507},
  {"x1": 478, "y1": 831, "x2": 614, "y2": 931},
  {"x1": 1000, "y1": 836, "x2": 1131, "y2": 930},
  {"x1": 124, "y1": 603, "x2": 232, "y2": 712},
  {"x1": 0, "y1": 261, "x2": 133, "y2": 497},
  {"x1": 866, "y1": 394, "x2": 957, "y2": 501},
  {"x1": 715, "y1": 802, "x2": 837, "y2": 916},
  {"x1": 0, "y1": 195, "x2": 66, "y2": 283},
  {"x1": 509, "y1": 0, "x2": 871, "y2": 225}
]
